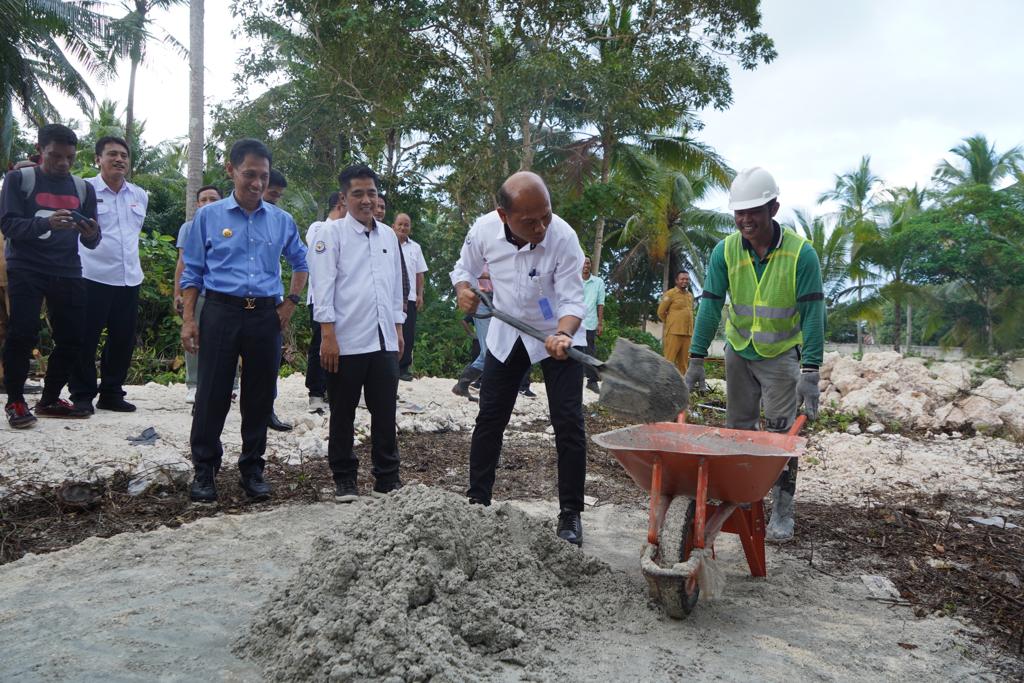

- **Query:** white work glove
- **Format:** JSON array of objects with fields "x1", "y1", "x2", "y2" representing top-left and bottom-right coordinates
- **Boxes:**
[
  {"x1": 683, "y1": 357, "x2": 706, "y2": 393},
  {"x1": 797, "y1": 369, "x2": 820, "y2": 420}
]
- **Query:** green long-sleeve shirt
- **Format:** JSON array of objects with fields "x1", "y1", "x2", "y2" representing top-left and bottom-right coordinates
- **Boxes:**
[{"x1": 690, "y1": 223, "x2": 826, "y2": 368}]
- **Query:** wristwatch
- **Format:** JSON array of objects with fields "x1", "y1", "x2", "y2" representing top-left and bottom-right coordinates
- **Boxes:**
[{"x1": 286, "y1": 294, "x2": 301, "y2": 305}]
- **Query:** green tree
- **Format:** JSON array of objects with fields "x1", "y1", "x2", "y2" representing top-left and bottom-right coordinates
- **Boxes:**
[
  {"x1": 609, "y1": 144, "x2": 732, "y2": 290},
  {"x1": 0, "y1": 0, "x2": 110, "y2": 165},
  {"x1": 102, "y1": 0, "x2": 188, "y2": 175},
  {"x1": 573, "y1": 0, "x2": 775, "y2": 268},
  {"x1": 932, "y1": 134, "x2": 1023, "y2": 195},
  {"x1": 784, "y1": 209, "x2": 849, "y2": 305},
  {"x1": 818, "y1": 155, "x2": 884, "y2": 352},
  {"x1": 901, "y1": 185, "x2": 1024, "y2": 354}
]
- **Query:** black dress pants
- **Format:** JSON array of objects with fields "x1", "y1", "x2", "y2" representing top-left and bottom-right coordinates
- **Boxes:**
[
  {"x1": 468, "y1": 338, "x2": 586, "y2": 510},
  {"x1": 69, "y1": 280, "x2": 139, "y2": 403},
  {"x1": 583, "y1": 329, "x2": 600, "y2": 383},
  {"x1": 325, "y1": 344, "x2": 400, "y2": 486},
  {"x1": 189, "y1": 298, "x2": 280, "y2": 476},
  {"x1": 2, "y1": 268, "x2": 86, "y2": 404},
  {"x1": 305, "y1": 312, "x2": 327, "y2": 398},
  {"x1": 399, "y1": 303, "x2": 417, "y2": 374}
]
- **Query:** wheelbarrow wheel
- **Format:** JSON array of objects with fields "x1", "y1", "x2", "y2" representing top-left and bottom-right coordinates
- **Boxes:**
[{"x1": 656, "y1": 496, "x2": 700, "y2": 617}]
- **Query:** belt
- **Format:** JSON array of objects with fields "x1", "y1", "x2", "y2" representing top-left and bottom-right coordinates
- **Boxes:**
[{"x1": 206, "y1": 290, "x2": 278, "y2": 310}]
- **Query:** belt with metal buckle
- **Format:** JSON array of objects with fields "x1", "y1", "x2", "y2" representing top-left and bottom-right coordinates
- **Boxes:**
[{"x1": 206, "y1": 291, "x2": 278, "y2": 310}]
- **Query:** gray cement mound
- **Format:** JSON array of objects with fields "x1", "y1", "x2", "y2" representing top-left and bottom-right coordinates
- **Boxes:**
[{"x1": 235, "y1": 486, "x2": 637, "y2": 681}]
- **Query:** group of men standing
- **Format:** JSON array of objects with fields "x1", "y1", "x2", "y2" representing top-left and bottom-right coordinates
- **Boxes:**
[
  {"x1": 2, "y1": 126, "x2": 825, "y2": 546},
  {"x1": 1, "y1": 124, "x2": 145, "y2": 430}
]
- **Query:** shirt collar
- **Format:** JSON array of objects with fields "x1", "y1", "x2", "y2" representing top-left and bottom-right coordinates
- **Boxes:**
[
  {"x1": 226, "y1": 191, "x2": 266, "y2": 216},
  {"x1": 740, "y1": 220, "x2": 783, "y2": 255},
  {"x1": 501, "y1": 221, "x2": 541, "y2": 252},
  {"x1": 343, "y1": 213, "x2": 377, "y2": 234},
  {"x1": 95, "y1": 175, "x2": 128, "y2": 195}
]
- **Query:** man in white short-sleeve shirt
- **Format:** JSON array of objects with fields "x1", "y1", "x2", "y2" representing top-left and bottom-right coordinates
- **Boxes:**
[
  {"x1": 450, "y1": 171, "x2": 588, "y2": 546},
  {"x1": 393, "y1": 212, "x2": 427, "y2": 380},
  {"x1": 71, "y1": 135, "x2": 148, "y2": 413}
]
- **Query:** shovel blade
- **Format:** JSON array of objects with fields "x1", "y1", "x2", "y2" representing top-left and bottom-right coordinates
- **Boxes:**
[{"x1": 598, "y1": 338, "x2": 689, "y2": 423}]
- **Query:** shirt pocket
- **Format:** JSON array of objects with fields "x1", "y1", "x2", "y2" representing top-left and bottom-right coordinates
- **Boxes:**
[
  {"x1": 252, "y1": 223, "x2": 280, "y2": 274},
  {"x1": 129, "y1": 203, "x2": 146, "y2": 231}
]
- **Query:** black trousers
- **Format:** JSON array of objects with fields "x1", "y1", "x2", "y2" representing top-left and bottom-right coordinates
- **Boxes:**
[
  {"x1": 305, "y1": 312, "x2": 327, "y2": 398},
  {"x1": 583, "y1": 329, "x2": 599, "y2": 383},
  {"x1": 325, "y1": 345, "x2": 400, "y2": 485},
  {"x1": 69, "y1": 280, "x2": 139, "y2": 403},
  {"x1": 399, "y1": 303, "x2": 417, "y2": 373},
  {"x1": 189, "y1": 298, "x2": 280, "y2": 476},
  {"x1": 2, "y1": 268, "x2": 86, "y2": 404},
  {"x1": 468, "y1": 338, "x2": 586, "y2": 510}
]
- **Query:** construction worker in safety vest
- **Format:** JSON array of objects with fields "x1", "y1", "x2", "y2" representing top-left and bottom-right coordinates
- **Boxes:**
[{"x1": 683, "y1": 167, "x2": 825, "y2": 542}]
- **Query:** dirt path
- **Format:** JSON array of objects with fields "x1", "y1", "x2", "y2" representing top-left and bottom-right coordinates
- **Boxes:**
[{"x1": 0, "y1": 496, "x2": 1009, "y2": 682}]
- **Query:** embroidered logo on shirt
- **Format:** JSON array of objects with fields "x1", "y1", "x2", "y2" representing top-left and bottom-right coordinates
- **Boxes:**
[
  {"x1": 315, "y1": 240, "x2": 326, "y2": 253},
  {"x1": 222, "y1": 228, "x2": 233, "y2": 238}
]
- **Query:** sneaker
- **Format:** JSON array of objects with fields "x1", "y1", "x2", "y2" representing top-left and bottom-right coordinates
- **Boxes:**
[
  {"x1": 185, "y1": 387, "x2": 196, "y2": 404},
  {"x1": 556, "y1": 508, "x2": 583, "y2": 546},
  {"x1": 586, "y1": 380, "x2": 600, "y2": 393},
  {"x1": 5, "y1": 401, "x2": 37, "y2": 429},
  {"x1": 96, "y1": 397, "x2": 136, "y2": 412},
  {"x1": 308, "y1": 395, "x2": 328, "y2": 413},
  {"x1": 334, "y1": 480, "x2": 358, "y2": 503},
  {"x1": 73, "y1": 400, "x2": 95, "y2": 415},
  {"x1": 520, "y1": 388, "x2": 537, "y2": 398},
  {"x1": 36, "y1": 398, "x2": 91, "y2": 419},
  {"x1": 470, "y1": 379, "x2": 482, "y2": 389},
  {"x1": 371, "y1": 480, "x2": 403, "y2": 498}
]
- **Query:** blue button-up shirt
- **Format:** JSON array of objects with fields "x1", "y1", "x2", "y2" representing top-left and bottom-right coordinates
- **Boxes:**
[{"x1": 180, "y1": 193, "x2": 308, "y2": 298}]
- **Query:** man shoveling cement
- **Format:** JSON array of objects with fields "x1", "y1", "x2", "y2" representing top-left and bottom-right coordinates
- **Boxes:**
[{"x1": 450, "y1": 171, "x2": 591, "y2": 546}]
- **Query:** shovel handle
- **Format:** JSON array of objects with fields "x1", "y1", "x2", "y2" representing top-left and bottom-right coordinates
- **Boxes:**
[{"x1": 468, "y1": 285, "x2": 603, "y2": 370}]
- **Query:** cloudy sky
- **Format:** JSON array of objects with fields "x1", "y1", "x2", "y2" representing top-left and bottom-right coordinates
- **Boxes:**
[{"x1": 64, "y1": 0, "x2": 1024, "y2": 220}]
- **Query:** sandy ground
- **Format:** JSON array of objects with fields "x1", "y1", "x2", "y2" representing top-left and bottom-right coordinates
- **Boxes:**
[
  {"x1": 0, "y1": 498, "x2": 1005, "y2": 682},
  {"x1": 0, "y1": 374, "x2": 1020, "y2": 680}
]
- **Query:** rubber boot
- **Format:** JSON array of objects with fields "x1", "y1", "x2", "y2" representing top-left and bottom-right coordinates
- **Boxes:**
[
  {"x1": 452, "y1": 365, "x2": 483, "y2": 401},
  {"x1": 766, "y1": 457, "x2": 798, "y2": 543}
]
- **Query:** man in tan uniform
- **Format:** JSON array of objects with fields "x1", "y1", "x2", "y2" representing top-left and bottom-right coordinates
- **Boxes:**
[{"x1": 658, "y1": 270, "x2": 695, "y2": 374}]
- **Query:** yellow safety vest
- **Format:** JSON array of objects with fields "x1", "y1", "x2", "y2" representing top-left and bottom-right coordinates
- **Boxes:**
[{"x1": 723, "y1": 229, "x2": 804, "y2": 358}]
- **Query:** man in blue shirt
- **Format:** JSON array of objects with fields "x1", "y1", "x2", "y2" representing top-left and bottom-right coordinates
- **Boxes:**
[
  {"x1": 581, "y1": 256, "x2": 606, "y2": 393},
  {"x1": 180, "y1": 138, "x2": 308, "y2": 503}
]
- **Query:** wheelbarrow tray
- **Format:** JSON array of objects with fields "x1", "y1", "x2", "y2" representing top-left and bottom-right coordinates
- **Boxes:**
[{"x1": 592, "y1": 422, "x2": 807, "y2": 504}]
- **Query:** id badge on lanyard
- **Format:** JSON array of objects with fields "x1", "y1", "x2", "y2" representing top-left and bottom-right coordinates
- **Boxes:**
[{"x1": 529, "y1": 266, "x2": 555, "y2": 320}]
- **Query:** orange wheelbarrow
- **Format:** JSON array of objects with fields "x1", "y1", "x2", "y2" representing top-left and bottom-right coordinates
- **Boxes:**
[{"x1": 592, "y1": 413, "x2": 807, "y2": 618}]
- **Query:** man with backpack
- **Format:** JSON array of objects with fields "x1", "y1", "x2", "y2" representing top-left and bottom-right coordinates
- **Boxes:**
[{"x1": 0, "y1": 124, "x2": 101, "y2": 428}]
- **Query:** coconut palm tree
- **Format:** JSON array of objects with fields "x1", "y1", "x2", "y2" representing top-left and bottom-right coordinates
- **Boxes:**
[
  {"x1": 609, "y1": 146, "x2": 732, "y2": 291},
  {"x1": 784, "y1": 209, "x2": 850, "y2": 305},
  {"x1": 186, "y1": 0, "x2": 204, "y2": 219},
  {"x1": 102, "y1": 0, "x2": 188, "y2": 175},
  {"x1": 932, "y1": 134, "x2": 1023, "y2": 194},
  {"x1": 0, "y1": 0, "x2": 110, "y2": 165},
  {"x1": 818, "y1": 155, "x2": 884, "y2": 353}
]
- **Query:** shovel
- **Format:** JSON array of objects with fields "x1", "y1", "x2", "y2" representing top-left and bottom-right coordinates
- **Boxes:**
[{"x1": 469, "y1": 287, "x2": 689, "y2": 422}]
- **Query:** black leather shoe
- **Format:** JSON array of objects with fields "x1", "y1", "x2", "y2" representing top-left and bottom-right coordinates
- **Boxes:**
[
  {"x1": 96, "y1": 397, "x2": 136, "y2": 412},
  {"x1": 557, "y1": 509, "x2": 583, "y2": 546},
  {"x1": 73, "y1": 400, "x2": 95, "y2": 415},
  {"x1": 240, "y1": 471, "x2": 271, "y2": 499},
  {"x1": 190, "y1": 471, "x2": 217, "y2": 504},
  {"x1": 268, "y1": 412, "x2": 292, "y2": 431},
  {"x1": 399, "y1": 371, "x2": 413, "y2": 382},
  {"x1": 468, "y1": 497, "x2": 490, "y2": 506}
]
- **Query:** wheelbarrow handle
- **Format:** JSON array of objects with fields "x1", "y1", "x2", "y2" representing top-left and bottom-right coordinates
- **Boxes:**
[
  {"x1": 468, "y1": 285, "x2": 604, "y2": 370},
  {"x1": 788, "y1": 414, "x2": 807, "y2": 436}
]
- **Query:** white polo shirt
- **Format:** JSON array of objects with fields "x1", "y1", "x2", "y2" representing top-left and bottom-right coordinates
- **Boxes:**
[
  {"x1": 79, "y1": 175, "x2": 148, "y2": 286},
  {"x1": 309, "y1": 214, "x2": 406, "y2": 355},
  {"x1": 399, "y1": 237, "x2": 428, "y2": 302},
  {"x1": 305, "y1": 220, "x2": 324, "y2": 304},
  {"x1": 450, "y1": 210, "x2": 586, "y2": 364}
]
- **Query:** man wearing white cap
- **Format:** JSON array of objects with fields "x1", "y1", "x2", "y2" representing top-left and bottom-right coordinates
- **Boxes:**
[{"x1": 683, "y1": 167, "x2": 824, "y2": 542}]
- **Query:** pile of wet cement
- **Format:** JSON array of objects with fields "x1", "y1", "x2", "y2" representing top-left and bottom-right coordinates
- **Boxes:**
[{"x1": 235, "y1": 486, "x2": 639, "y2": 681}]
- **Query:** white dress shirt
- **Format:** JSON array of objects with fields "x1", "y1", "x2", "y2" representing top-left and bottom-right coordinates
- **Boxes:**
[
  {"x1": 79, "y1": 175, "x2": 148, "y2": 286},
  {"x1": 399, "y1": 237, "x2": 428, "y2": 302},
  {"x1": 310, "y1": 214, "x2": 406, "y2": 355},
  {"x1": 305, "y1": 220, "x2": 324, "y2": 304},
  {"x1": 450, "y1": 210, "x2": 586, "y2": 363}
]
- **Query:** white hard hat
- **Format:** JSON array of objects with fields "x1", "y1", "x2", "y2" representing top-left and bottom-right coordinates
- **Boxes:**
[{"x1": 728, "y1": 167, "x2": 779, "y2": 210}]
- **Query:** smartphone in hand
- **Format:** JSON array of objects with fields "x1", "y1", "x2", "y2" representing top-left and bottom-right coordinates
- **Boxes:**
[{"x1": 70, "y1": 210, "x2": 89, "y2": 224}]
